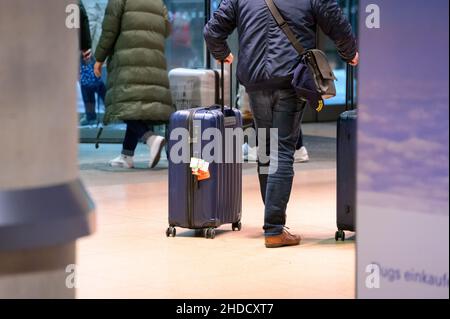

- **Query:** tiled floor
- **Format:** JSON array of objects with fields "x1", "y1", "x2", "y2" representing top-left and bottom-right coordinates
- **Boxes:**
[{"x1": 76, "y1": 123, "x2": 356, "y2": 299}]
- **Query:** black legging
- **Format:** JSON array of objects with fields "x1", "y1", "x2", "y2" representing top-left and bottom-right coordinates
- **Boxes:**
[{"x1": 121, "y1": 120, "x2": 153, "y2": 156}]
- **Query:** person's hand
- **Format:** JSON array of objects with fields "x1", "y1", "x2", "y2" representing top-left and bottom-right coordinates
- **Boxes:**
[
  {"x1": 217, "y1": 53, "x2": 234, "y2": 65},
  {"x1": 82, "y1": 49, "x2": 92, "y2": 62},
  {"x1": 94, "y1": 61, "x2": 104, "y2": 78},
  {"x1": 349, "y1": 52, "x2": 359, "y2": 66}
]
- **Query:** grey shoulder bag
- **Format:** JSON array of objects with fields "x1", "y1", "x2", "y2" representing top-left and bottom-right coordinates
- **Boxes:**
[{"x1": 265, "y1": 0, "x2": 337, "y2": 110}]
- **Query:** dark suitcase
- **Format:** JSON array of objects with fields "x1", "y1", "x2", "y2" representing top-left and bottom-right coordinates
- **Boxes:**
[
  {"x1": 167, "y1": 63, "x2": 243, "y2": 239},
  {"x1": 335, "y1": 65, "x2": 357, "y2": 241}
]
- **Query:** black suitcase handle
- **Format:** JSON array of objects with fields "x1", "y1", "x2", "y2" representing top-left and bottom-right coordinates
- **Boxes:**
[
  {"x1": 220, "y1": 61, "x2": 233, "y2": 113},
  {"x1": 346, "y1": 64, "x2": 355, "y2": 111}
]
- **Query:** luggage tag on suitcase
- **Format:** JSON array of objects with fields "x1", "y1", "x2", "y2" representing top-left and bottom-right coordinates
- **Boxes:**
[{"x1": 190, "y1": 157, "x2": 211, "y2": 181}]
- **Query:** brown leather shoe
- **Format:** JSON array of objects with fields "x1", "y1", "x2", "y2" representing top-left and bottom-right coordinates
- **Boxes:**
[{"x1": 265, "y1": 229, "x2": 301, "y2": 248}]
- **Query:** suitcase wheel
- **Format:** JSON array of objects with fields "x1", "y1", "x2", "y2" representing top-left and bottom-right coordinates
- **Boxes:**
[
  {"x1": 205, "y1": 228, "x2": 216, "y2": 239},
  {"x1": 232, "y1": 221, "x2": 242, "y2": 232},
  {"x1": 335, "y1": 230, "x2": 346, "y2": 241},
  {"x1": 166, "y1": 226, "x2": 176, "y2": 238}
]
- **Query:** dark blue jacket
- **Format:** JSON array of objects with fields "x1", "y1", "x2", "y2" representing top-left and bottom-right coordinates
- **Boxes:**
[{"x1": 204, "y1": 0, "x2": 357, "y2": 92}]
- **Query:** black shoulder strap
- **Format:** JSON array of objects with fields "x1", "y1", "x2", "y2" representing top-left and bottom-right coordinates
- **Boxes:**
[{"x1": 264, "y1": 0, "x2": 305, "y2": 55}]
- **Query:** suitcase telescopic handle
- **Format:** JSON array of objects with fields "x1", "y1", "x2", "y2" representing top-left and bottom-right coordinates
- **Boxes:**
[
  {"x1": 221, "y1": 62, "x2": 225, "y2": 113},
  {"x1": 346, "y1": 64, "x2": 355, "y2": 111},
  {"x1": 220, "y1": 61, "x2": 233, "y2": 114}
]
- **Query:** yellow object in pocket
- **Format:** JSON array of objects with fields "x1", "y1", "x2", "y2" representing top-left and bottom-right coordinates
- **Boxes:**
[{"x1": 316, "y1": 100, "x2": 324, "y2": 112}]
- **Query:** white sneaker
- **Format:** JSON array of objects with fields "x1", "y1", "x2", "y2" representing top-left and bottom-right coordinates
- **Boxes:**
[
  {"x1": 109, "y1": 155, "x2": 134, "y2": 169},
  {"x1": 147, "y1": 135, "x2": 166, "y2": 168},
  {"x1": 294, "y1": 146, "x2": 310, "y2": 163},
  {"x1": 243, "y1": 143, "x2": 258, "y2": 162}
]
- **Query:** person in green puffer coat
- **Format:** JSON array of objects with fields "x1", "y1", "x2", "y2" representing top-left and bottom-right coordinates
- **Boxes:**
[{"x1": 93, "y1": 0, "x2": 173, "y2": 169}]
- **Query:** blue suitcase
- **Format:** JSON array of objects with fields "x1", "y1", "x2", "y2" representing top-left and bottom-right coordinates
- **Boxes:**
[
  {"x1": 166, "y1": 64, "x2": 243, "y2": 239},
  {"x1": 335, "y1": 65, "x2": 357, "y2": 241}
]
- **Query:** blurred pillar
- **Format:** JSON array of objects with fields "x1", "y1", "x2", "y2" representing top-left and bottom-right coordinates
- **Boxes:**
[
  {"x1": 0, "y1": 0, "x2": 95, "y2": 298},
  {"x1": 357, "y1": 0, "x2": 449, "y2": 298}
]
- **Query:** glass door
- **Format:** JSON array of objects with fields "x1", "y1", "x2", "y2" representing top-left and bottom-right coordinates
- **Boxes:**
[{"x1": 164, "y1": 0, "x2": 206, "y2": 69}]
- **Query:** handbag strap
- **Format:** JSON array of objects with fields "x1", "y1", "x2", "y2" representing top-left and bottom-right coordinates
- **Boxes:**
[{"x1": 264, "y1": 0, "x2": 306, "y2": 56}]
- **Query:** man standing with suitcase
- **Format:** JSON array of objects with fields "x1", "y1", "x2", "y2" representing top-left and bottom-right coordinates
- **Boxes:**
[{"x1": 204, "y1": 0, "x2": 358, "y2": 248}]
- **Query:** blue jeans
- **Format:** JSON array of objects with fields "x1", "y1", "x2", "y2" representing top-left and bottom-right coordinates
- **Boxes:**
[
  {"x1": 248, "y1": 88, "x2": 306, "y2": 236},
  {"x1": 250, "y1": 109, "x2": 304, "y2": 149}
]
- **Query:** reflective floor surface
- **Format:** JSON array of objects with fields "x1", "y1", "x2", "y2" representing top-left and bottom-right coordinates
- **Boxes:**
[{"x1": 76, "y1": 122, "x2": 356, "y2": 299}]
